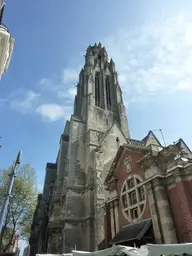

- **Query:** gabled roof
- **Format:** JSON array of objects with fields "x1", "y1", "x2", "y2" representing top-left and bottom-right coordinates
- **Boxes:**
[
  {"x1": 127, "y1": 138, "x2": 145, "y2": 147},
  {"x1": 174, "y1": 138, "x2": 192, "y2": 154},
  {"x1": 142, "y1": 130, "x2": 162, "y2": 147},
  {"x1": 99, "y1": 121, "x2": 128, "y2": 146},
  {"x1": 104, "y1": 145, "x2": 125, "y2": 184},
  {"x1": 105, "y1": 141, "x2": 150, "y2": 184},
  {"x1": 105, "y1": 130, "x2": 159, "y2": 184}
]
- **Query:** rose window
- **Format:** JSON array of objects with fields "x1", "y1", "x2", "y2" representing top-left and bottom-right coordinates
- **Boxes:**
[{"x1": 121, "y1": 175, "x2": 146, "y2": 221}]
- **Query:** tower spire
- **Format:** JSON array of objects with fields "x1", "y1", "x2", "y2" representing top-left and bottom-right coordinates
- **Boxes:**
[
  {"x1": 0, "y1": 0, "x2": 5, "y2": 25},
  {"x1": 0, "y1": 0, "x2": 14, "y2": 80},
  {"x1": 75, "y1": 43, "x2": 130, "y2": 138}
]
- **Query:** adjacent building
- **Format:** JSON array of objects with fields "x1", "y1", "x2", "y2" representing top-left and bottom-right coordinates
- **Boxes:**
[{"x1": 104, "y1": 134, "x2": 192, "y2": 247}]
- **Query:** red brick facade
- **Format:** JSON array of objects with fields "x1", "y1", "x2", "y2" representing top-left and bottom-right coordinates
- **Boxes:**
[
  {"x1": 104, "y1": 138, "x2": 192, "y2": 246},
  {"x1": 168, "y1": 179, "x2": 192, "y2": 242},
  {"x1": 115, "y1": 148, "x2": 151, "y2": 227}
]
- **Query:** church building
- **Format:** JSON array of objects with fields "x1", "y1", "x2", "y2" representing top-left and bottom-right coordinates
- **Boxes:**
[
  {"x1": 104, "y1": 135, "x2": 192, "y2": 248},
  {"x1": 29, "y1": 43, "x2": 192, "y2": 256}
]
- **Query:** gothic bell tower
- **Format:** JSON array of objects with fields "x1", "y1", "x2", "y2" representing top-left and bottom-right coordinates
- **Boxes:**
[
  {"x1": 74, "y1": 42, "x2": 130, "y2": 138},
  {"x1": 44, "y1": 43, "x2": 131, "y2": 254}
]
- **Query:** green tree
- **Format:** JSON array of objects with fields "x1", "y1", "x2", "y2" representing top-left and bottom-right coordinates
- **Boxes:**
[{"x1": 0, "y1": 164, "x2": 38, "y2": 252}]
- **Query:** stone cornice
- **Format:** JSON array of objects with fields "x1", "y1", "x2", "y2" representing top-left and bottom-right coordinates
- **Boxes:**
[
  {"x1": 87, "y1": 128, "x2": 105, "y2": 135},
  {"x1": 71, "y1": 115, "x2": 85, "y2": 123},
  {"x1": 138, "y1": 153, "x2": 158, "y2": 169},
  {"x1": 86, "y1": 142, "x2": 100, "y2": 147},
  {"x1": 105, "y1": 177, "x2": 117, "y2": 191},
  {"x1": 64, "y1": 215, "x2": 95, "y2": 223},
  {"x1": 124, "y1": 143, "x2": 150, "y2": 153},
  {"x1": 143, "y1": 164, "x2": 192, "y2": 187},
  {"x1": 138, "y1": 145, "x2": 184, "y2": 171},
  {"x1": 66, "y1": 185, "x2": 85, "y2": 193}
]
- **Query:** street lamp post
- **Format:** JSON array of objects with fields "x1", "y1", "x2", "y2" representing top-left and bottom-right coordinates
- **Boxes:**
[{"x1": 0, "y1": 151, "x2": 22, "y2": 233}]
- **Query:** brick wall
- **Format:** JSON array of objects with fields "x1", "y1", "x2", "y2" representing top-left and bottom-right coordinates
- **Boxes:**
[
  {"x1": 115, "y1": 148, "x2": 151, "y2": 227},
  {"x1": 168, "y1": 179, "x2": 192, "y2": 242}
]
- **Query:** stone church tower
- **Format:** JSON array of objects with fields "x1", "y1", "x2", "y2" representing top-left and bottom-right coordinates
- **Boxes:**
[{"x1": 30, "y1": 43, "x2": 131, "y2": 254}]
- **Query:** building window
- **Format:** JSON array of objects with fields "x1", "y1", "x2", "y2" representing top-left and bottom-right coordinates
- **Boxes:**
[
  {"x1": 124, "y1": 156, "x2": 132, "y2": 172},
  {"x1": 106, "y1": 77, "x2": 112, "y2": 110},
  {"x1": 131, "y1": 208, "x2": 138, "y2": 219},
  {"x1": 138, "y1": 186, "x2": 145, "y2": 201},
  {"x1": 122, "y1": 195, "x2": 128, "y2": 208},
  {"x1": 95, "y1": 72, "x2": 100, "y2": 107},
  {"x1": 129, "y1": 191, "x2": 137, "y2": 205},
  {"x1": 121, "y1": 175, "x2": 146, "y2": 222},
  {"x1": 127, "y1": 178, "x2": 134, "y2": 189}
]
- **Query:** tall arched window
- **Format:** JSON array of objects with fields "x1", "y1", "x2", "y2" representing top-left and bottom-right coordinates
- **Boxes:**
[
  {"x1": 95, "y1": 72, "x2": 100, "y2": 107},
  {"x1": 106, "y1": 77, "x2": 112, "y2": 110}
]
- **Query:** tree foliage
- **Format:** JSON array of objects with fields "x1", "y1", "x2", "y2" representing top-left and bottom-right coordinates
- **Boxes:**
[{"x1": 0, "y1": 164, "x2": 38, "y2": 252}]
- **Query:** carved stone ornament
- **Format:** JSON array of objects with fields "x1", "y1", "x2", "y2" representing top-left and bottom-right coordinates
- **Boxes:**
[
  {"x1": 95, "y1": 152, "x2": 103, "y2": 170},
  {"x1": 96, "y1": 132, "x2": 103, "y2": 142},
  {"x1": 96, "y1": 171, "x2": 104, "y2": 194},
  {"x1": 97, "y1": 182, "x2": 104, "y2": 194},
  {"x1": 124, "y1": 156, "x2": 132, "y2": 172},
  {"x1": 89, "y1": 75, "x2": 94, "y2": 84},
  {"x1": 139, "y1": 154, "x2": 158, "y2": 170},
  {"x1": 74, "y1": 176, "x2": 79, "y2": 185}
]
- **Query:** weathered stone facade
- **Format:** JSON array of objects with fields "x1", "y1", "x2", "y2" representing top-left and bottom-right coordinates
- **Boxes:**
[
  {"x1": 29, "y1": 43, "x2": 131, "y2": 254},
  {"x1": 104, "y1": 133, "x2": 192, "y2": 247}
]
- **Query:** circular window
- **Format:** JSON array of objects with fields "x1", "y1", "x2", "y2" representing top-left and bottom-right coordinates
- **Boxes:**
[{"x1": 121, "y1": 175, "x2": 146, "y2": 222}]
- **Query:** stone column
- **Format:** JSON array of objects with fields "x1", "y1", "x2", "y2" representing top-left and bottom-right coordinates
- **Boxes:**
[
  {"x1": 153, "y1": 179, "x2": 177, "y2": 243},
  {"x1": 110, "y1": 202, "x2": 115, "y2": 239},
  {"x1": 146, "y1": 182, "x2": 163, "y2": 244},
  {"x1": 141, "y1": 152, "x2": 177, "y2": 244},
  {"x1": 114, "y1": 199, "x2": 119, "y2": 235}
]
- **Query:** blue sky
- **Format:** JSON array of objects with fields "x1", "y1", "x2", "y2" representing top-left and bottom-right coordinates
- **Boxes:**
[{"x1": 1, "y1": 0, "x2": 192, "y2": 194}]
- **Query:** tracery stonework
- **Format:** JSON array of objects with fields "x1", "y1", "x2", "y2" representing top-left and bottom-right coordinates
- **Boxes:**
[{"x1": 121, "y1": 174, "x2": 146, "y2": 222}]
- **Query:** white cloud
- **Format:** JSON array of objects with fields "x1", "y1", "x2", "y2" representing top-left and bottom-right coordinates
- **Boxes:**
[
  {"x1": 62, "y1": 68, "x2": 79, "y2": 84},
  {"x1": 10, "y1": 90, "x2": 41, "y2": 113},
  {"x1": 67, "y1": 87, "x2": 77, "y2": 97},
  {"x1": 38, "y1": 78, "x2": 50, "y2": 85},
  {"x1": 36, "y1": 103, "x2": 72, "y2": 121},
  {"x1": 103, "y1": 14, "x2": 192, "y2": 104},
  {"x1": 11, "y1": 13, "x2": 192, "y2": 121}
]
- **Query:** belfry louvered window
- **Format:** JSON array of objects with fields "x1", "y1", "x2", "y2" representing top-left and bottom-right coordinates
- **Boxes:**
[
  {"x1": 95, "y1": 72, "x2": 100, "y2": 107},
  {"x1": 106, "y1": 77, "x2": 112, "y2": 110}
]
